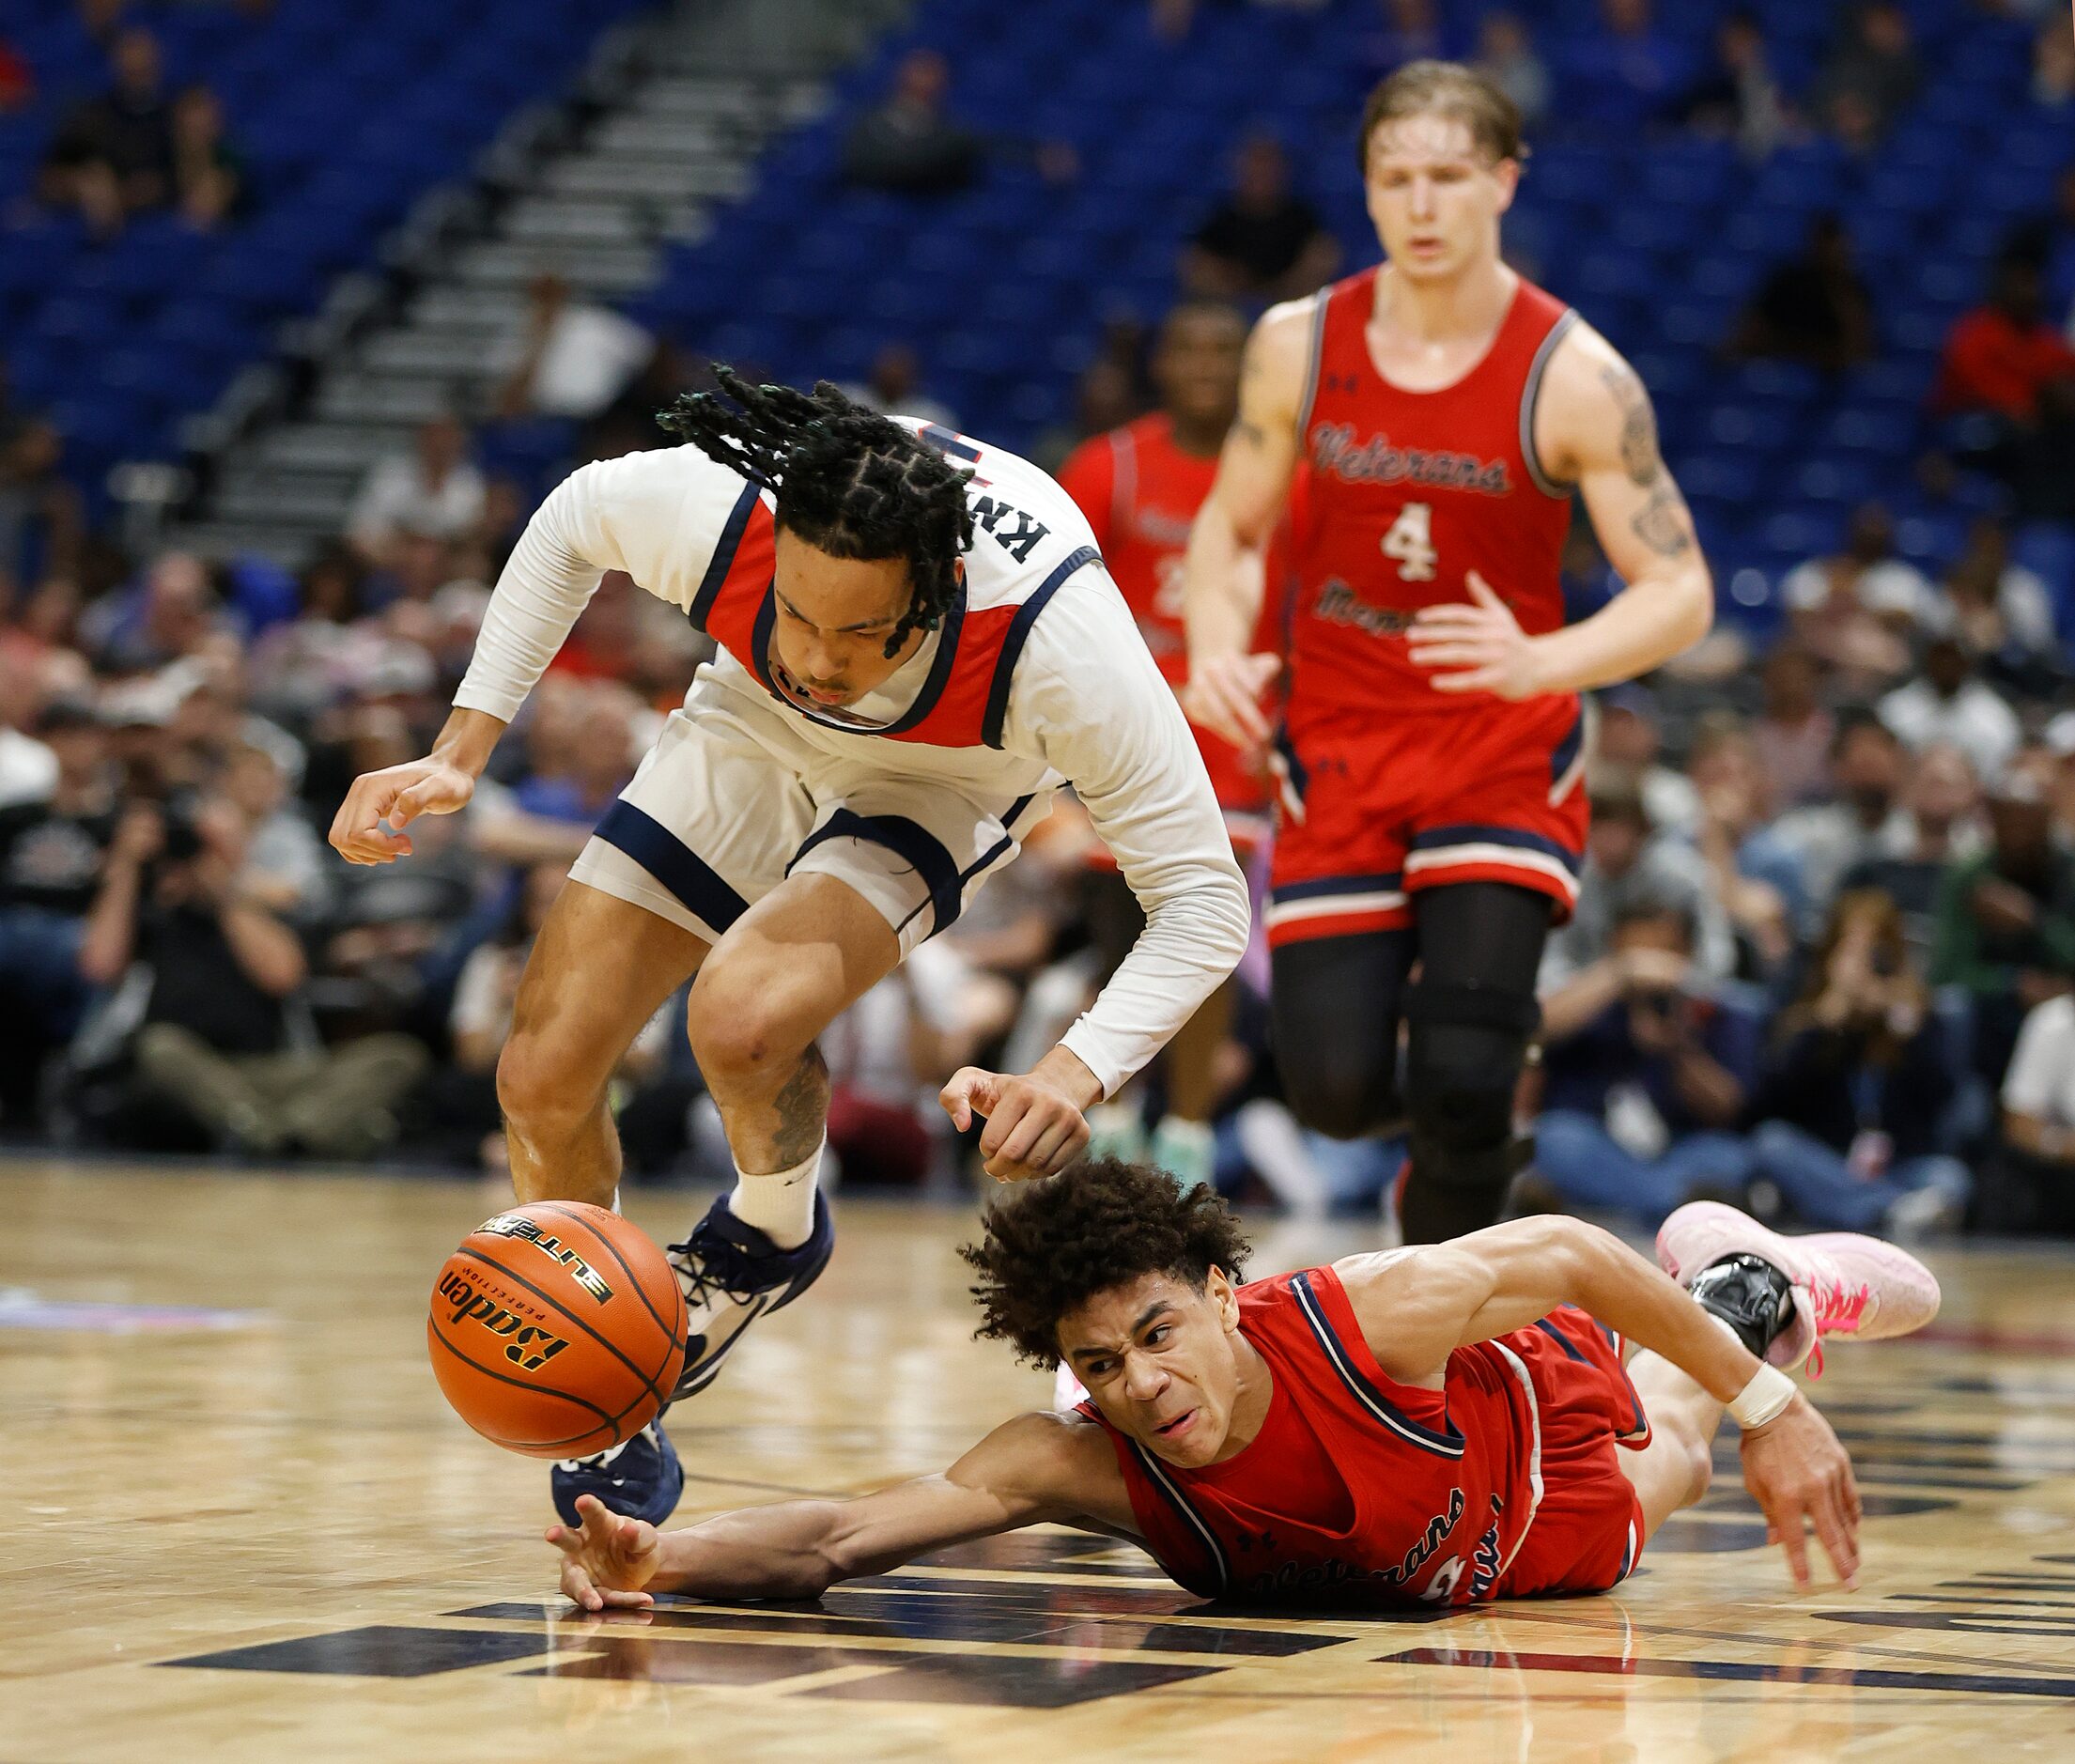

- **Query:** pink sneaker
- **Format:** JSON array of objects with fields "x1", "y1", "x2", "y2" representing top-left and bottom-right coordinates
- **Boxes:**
[
  {"x1": 1053, "y1": 1361, "x2": 1091, "y2": 1411},
  {"x1": 1656, "y1": 1200, "x2": 1941, "y2": 1375}
]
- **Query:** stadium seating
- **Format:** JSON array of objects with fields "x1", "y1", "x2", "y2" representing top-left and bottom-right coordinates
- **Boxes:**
[
  {"x1": 0, "y1": 0, "x2": 646, "y2": 509},
  {"x1": 4, "y1": 0, "x2": 2071, "y2": 630},
  {"x1": 630, "y1": 0, "x2": 2075, "y2": 632}
]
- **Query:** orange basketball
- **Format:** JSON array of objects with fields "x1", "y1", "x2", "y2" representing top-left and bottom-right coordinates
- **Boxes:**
[{"x1": 427, "y1": 1202, "x2": 687, "y2": 1460}]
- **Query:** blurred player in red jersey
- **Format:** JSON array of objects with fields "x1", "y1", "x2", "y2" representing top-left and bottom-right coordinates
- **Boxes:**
[
  {"x1": 1057, "y1": 300, "x2": 1271, "y2": 1187},
  {"x1": 1184, "y1": 61, "x2": 1714, "y2": 1244}
]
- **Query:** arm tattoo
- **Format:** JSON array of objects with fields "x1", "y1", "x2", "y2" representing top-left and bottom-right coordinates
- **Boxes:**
[
  {"x1": 1599, "y1": 361, "x2": 1694, "y2": 557},
  {"x1": 1598, "y1": 364, "x2": 1663, "y2": 487},
  {"x1": 769, "y1": 1044, "x2": 829, "y2": 1168},
  {"x1": 1232, "y1": 419, "x2": 1269, "y2": 448},
  {"x1": 1632, "y1": 480, "x2": 1695, "y2": 558}
]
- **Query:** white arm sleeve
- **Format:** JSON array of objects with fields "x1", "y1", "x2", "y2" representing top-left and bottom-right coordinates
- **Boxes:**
[
  {"x1": 1002, "y1": 574, "x2": 1250, "y2": 1098},
  {"x1": 454, "y1": 446, "x2": 748, "y2": 723}
]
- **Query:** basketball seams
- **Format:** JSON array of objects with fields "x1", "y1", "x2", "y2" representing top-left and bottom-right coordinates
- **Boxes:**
[
  {"x1": 427, "y1": 1319, "x2": 662, "y2": 1456},
  {"x1": 529, "y1": 1203, "x2": 688, "y2": 1390},
  {"x1": 427, "y1": 1318, "x2": 620, "y2": 1428},
  {"x1": 452, "y1": 1245, "x2": 670, "y2": 1412}
]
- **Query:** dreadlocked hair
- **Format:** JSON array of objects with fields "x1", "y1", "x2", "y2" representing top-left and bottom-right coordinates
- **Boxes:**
[
  {"x1": 658, "y1": 365, "x2": 975, "y2": 658},
  {"x1": 958, "y1": 1157, "x2": 1252, "y2": 1369}
]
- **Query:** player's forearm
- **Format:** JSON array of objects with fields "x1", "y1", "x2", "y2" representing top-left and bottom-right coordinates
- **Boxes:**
[
  {"x1": 1061, "y1": 860, "x2": 1249, "y2": 1099},
  {"x1": 1558, "y1": 1221, "x2": 1760, "y2": 1403},
  {"x1": 1183, "y1": 496, "x2": 1266, "y2": 666},
  {"x1": 428, "y1": 705, "x2": 507, "y2": 780},
  {"x1": 453, "y1": 472, "x2": 608, "y2": 722},
  {"x1": 1527, "y1": 565, "x2": 1713, "y2": 695},
  {"x1": 1027, "y1": 1043, "x2": 1104, "y2": 1110},
  {"x1": 648, "y1": 1500, "x2": 855, "y2": 1601}
]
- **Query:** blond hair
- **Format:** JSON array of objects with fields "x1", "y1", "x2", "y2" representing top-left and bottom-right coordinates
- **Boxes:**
[{"x1": 1358, "y1": 60, "x2": 1526, "y2": 174}]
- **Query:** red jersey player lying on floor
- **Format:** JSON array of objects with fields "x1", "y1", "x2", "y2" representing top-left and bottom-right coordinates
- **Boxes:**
[{"x1": 548, "y1": 1163, "x2": 1937, "y2": 1610}]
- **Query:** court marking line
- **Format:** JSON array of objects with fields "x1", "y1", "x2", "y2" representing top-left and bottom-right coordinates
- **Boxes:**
[
  {"x1": 433, "y1": 1614, "x2": 1340, "y2": 1668},
  {"x1": 1375, "y1": 1647, "x2": 2075, "y2": 1699},
  {"x1": 444, "y1": 1600, "x2": 1377, "y2": 1651},
  {"x1": 1487, "y1": 1603, "x2": 2072, "y2": 1679}
]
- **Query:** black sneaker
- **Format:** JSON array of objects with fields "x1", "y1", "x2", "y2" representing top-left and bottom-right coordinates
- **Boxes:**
[
  {"x1": 550, "y1": 1420, "x2": 682, "y2": 1526},
  {"x1": 667, "y1": 1190, "x2": 834, "y2": 1401},
  {"x1": 1687, "y1": 1252, "x2": 1797, "y2": 1361}
]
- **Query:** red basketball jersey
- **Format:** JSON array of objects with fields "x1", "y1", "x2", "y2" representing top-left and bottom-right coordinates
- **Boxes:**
[
  {"x1": 1059, "y1": 413, "x2": 1277, "y2": 816},
  {"x1": 1082, "y1": 1267, "x2": 1648, "y2": 1607},
  {"x1": 1288, "y1": 269, "x2": 1578, "y2": 742},
  {"x1": 1058, "y1": 413, "x2": 1216, "y2": 688}
]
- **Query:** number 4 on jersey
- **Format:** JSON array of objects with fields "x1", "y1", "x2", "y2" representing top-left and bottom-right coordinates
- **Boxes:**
[{"x1": 1381, "y1": 501, "x2": 1437, "y2": 582}]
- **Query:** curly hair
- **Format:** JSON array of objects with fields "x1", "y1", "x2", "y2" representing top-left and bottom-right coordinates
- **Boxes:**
[
  {"x1": 958, "y1": 1158, "x2": 1252, "y2": 1369},
  {"x1": 657, "y1": 365, "x2": 975, "y2": 658}
]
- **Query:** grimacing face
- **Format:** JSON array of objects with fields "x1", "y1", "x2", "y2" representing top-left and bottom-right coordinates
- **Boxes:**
[
  {"x1": 767, "y1": 528, "x2": 937, "y2": 711},
  {"x1": 1363, "y1": 112, "x2": 1517, "y2": 283},
  {"x1": 1058, "y1": 1268, "x2": 1247, "y2": 1468}
]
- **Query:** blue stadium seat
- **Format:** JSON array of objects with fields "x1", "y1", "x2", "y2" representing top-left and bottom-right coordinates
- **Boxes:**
[{"x1": 2, "y1": 0, "x2": 647, "y2": 476}]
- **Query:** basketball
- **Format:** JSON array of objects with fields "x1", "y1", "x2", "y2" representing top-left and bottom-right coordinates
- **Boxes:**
[{"x1": 426, "y1": 1203, "x2": 687, "y2": 1460}]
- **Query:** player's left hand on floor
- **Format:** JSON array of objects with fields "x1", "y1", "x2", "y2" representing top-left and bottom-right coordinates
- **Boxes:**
[
  {"x1": 1738, "y1": 1393, "x2": 1863, "y2": 1591},
  {"x1": 938, "y1": 1066, "x2": 1091, "y2": 1183},
  {"x1": 1407, "y1": 571, "x2": 1548, "y2": 700},
  {"x1": 546, "y1": 1492, "x2": 662, "y2": 1611}
]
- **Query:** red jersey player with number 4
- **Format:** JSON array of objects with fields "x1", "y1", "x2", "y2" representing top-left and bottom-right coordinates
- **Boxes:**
[{"x1": 1185, "y1": 62, "x2": 1714, "y2": 1245}]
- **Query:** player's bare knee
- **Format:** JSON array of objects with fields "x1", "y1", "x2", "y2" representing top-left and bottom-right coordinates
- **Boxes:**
[
  {"x1": 1671, "y1": 1424, "x2": 1714, "y2": 1507},
  {"x1": 495, "y1": 1029, "x2": 604, "y2": 1137},
  {"x1": 685, "y1": 961, "x2": 810, "y2": 1088}
]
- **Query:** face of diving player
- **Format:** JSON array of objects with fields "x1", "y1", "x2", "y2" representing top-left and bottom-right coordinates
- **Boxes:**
[
  {"x1": 1058, "y1": 1268, "x2": 1251, "y2": 1469},
  {"x1": 768, "y1": 529, "x2": 939, "y2": 710},
  {"x1": 1363, "y1": 111, "x2": 1518, "y2": 286}
]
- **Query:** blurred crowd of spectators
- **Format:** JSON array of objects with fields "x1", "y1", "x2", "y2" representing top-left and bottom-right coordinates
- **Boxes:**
[
  {"x1": 31, "y1": 22, "x2": 243, "y2": 239},
  {"x1": 0, "y1": 2, "x2": 2073, "y2": 1247}
]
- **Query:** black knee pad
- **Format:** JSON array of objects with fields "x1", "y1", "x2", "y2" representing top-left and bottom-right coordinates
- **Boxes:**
[
  {"x1": 1403, "y1": 981, "x2": 1540, "y2": 1174},
  {"x1": 1277, "y1": 1048, "x2": 1401, "y2": 1140}
]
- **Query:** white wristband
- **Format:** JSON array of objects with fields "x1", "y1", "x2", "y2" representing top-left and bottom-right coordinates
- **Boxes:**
[{"x1": 1727, "y1": 1363, "x2": 1797, "y2": 1430}]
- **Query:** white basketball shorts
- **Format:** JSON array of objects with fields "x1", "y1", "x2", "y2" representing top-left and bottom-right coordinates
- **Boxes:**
[{"x1": 568, "y1": 671, "x2": 1056, "y2": 957}]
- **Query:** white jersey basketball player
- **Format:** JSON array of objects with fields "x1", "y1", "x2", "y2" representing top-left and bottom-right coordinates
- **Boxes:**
[{"x1": 328, "y1": 372, "x2": 1249, "y2": 1526}]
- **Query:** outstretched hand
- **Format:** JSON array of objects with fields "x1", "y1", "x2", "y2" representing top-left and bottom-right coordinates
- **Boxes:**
[
  {"x1": 939, "y1": 1065, "x2": 1092, "y2": 1183},
  {"x1": 546, "y1": 1493, "x2": 662, "y2": 1611},
  {"x1": 1738, "y1": 1392, "x2": 1863, "y2": 1590}
]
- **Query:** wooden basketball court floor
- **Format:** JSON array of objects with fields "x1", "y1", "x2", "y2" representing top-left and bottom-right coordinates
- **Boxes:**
[{"x1": 6, "y1": 1158, "x2": 2075, "y2": 1762}]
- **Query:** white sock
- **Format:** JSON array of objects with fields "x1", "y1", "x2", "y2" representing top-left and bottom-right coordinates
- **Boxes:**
[{"x1": 728, "y1": 1138, "x2": 822, "y2": 1250}]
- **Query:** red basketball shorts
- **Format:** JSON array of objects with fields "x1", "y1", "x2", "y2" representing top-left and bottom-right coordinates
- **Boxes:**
[
  {"x1": 1264, "y1": 697, "x2": 1588, "y2": 948},
  {"x1": 1496, "y1": 1305, "x2": 1653, "y2": 1600}
]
